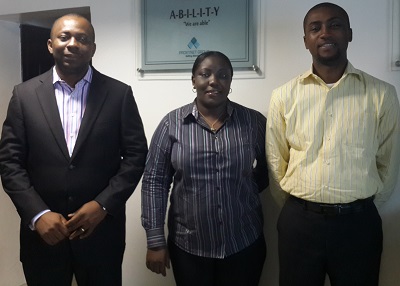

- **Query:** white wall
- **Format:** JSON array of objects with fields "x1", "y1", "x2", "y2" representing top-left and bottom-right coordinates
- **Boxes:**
[
  {"x1": 0, "y1": 18, "x2": 26, "y2": 286},
  {"x1": 0, "y1": 1, "x2": 399, "y2": 285}
]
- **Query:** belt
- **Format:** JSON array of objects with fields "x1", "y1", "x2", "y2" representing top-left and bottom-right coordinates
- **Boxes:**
[{"x1": 290, "y1": 195, "x2": 374, "y2": 215}]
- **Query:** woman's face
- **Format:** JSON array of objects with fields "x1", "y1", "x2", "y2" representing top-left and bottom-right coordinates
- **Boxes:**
[{"x1": 192, "y1": 55, "x2": 232, "y2": 109}]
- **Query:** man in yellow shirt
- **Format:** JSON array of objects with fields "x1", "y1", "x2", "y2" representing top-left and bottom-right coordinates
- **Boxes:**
[{"x1": 266, "y1": 3, "x2": 400, "y2": 286}]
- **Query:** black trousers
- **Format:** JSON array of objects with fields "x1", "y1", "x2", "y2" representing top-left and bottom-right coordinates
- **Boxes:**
[
  {"x1": 278, "y1": 196, "x2": 382, "y2": 286},
  {"x1": 22, "y1": 244, "x2": 122, "y2": 286},
  {"x1": 168, "y1": 234, "x2": 266, "y2": 286}
]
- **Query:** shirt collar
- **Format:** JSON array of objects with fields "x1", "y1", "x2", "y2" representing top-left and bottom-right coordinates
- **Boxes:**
[
  {"x1": 299, "y1": 61, "x2": 362, "y2": 84},
  {"x1": 184, "y1": 99, "x2": 234, "y2": 120},
  {"x1": 52, "y1": 65, "x2": 93, "y2": 87}
]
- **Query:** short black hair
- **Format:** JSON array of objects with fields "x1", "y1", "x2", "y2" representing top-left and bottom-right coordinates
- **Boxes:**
[
  {"x1": 303, "y1": 2, "x2": 350, "y2": 32},
  {"x1": 51, "y1": 13, "x2": 95, "y2": 42},
  {"x1": 192, "y1": 51, "x2": 233, "y2": 77}
]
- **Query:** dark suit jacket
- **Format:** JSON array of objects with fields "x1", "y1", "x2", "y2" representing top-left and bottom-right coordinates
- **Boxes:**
[{"x1": 0, "y1": 67, "x2": 148, "y2": 264}]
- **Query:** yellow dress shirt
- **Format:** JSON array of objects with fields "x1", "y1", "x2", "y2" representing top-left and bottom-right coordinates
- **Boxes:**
[{"x1": 266, "y1": 62, "x2": 400, "y2": 207}]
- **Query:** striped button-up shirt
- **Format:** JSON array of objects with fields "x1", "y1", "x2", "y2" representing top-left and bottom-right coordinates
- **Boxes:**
[
  {"x1": 53, "y1": 66, "x2": 92, "y2": 156},
  {"x1": 266, "y1": 62, "x2": 400, "y2": 207},
  {"x1": 141, "y1": 100, "x2": 268, "y2": 258}
]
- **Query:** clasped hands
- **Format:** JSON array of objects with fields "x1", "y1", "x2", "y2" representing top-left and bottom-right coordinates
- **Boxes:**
[{"x1": 35, "y1": 200, "x2": 107, "y2": 245}]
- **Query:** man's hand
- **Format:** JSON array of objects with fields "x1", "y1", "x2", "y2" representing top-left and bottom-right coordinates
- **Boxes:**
[
  {"x1": 146, "y1": 248, "x2": 170, "y2": 277},
  {"x1": 65, "y1": 200, "x2": 107, "y2": 240},
  {"x1": 35, "y1": 212, "x2": 69, "y2": 245}
]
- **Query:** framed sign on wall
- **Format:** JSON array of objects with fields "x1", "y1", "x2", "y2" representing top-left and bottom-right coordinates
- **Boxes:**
[
  {"x1": 138, "y1": 0, "x2": 261, "y2": 75},
  {"x1": 392, "y1": 0, "x2": 400, "y2": 71}
]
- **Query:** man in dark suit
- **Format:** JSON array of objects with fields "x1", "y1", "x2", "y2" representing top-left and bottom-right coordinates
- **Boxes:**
[{"x1": 0, "y1": 14, "x2": 148, "y2": 285}]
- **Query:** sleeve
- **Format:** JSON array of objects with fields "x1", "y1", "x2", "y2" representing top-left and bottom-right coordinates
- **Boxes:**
[
  {"x1": 0, "y1": 88, "x2": 49, "y2": 225},
  {"x1": 374, "y1": 85, "x2": 400, "y2": 207},
  {"x1": 94, "y1": 86, "x2": 148, "y2": 215},
  {"x1": 253, "y1": 111, "x2": 269, "y2": 192},
  {"x1": 141, "y1": 115, "x2": 174, "y2": 248},
  {"x1": 266, "y1": 90, "x2": 291, "y2": 204}
]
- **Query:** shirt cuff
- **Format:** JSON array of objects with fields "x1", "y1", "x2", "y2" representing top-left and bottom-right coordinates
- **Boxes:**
[
  {"x1": 29, "y1": 209, "x2": 51, "y2": 231},
  {"x1": 146, "y1": 228, "x2": 166, "y2": 249}
]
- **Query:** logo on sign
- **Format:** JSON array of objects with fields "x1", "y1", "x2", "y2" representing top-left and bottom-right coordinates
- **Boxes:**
[{"x1": 188, "y1": 37, "x2": 200, "y2": 49}]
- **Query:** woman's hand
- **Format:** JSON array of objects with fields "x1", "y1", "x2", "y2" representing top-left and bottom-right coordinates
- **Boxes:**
[{"x1": 146, "y1": 247, "x2": 170, "y2": 276}]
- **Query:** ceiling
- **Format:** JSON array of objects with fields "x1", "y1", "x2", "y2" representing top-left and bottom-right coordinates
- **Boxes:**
[{"x1": 0, "y1": 6, "x2": 91, "y2": 28}]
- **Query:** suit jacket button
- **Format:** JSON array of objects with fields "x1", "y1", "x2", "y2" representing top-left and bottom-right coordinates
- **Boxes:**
[{"x1": 69, "y1": 164, "x2": 75, "y2": 170}]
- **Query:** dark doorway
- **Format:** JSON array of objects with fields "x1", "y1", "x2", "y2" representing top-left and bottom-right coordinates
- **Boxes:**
[{"x1": 20, "y1": 24, "x2": 54, "y2": 82}]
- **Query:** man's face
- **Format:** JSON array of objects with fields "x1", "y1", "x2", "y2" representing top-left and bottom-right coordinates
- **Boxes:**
[
  {"x1": 303, "y1": 7, "x2": 352, "y2": 66},
  {"x1": 47, "y1": 15, "x2": 96, "y2": 76}
]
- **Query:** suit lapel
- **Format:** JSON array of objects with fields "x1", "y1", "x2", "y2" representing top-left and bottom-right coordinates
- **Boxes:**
[
  {"x1": 35, "y1": 70, "x2": 70, "y2": 161},
  {"x1": 71, "y1": 70, "x2": 108, "y2": 160}
]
